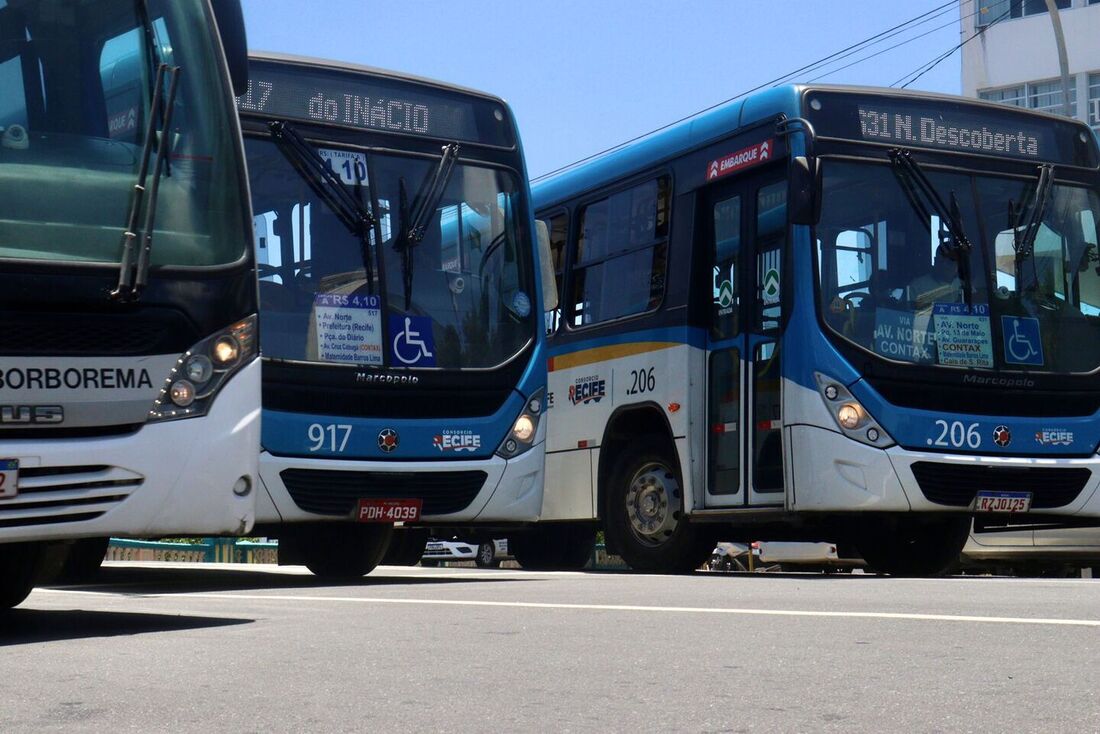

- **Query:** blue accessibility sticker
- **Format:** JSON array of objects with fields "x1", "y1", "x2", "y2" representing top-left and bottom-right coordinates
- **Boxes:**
[
  {"x1": 1001, "y1": 315, "x2": 1044, "y2": 366},
  {"x1": 389, "y1": 314, "x2": 437, "y2": 367}
]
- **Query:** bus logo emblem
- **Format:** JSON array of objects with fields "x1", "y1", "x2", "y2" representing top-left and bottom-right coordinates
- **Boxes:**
[
  {"x1": 992, "y1": 425, "x2": 1012, "y2": 447},
  {"x1": 378, "y1": 428, "x2": 400, "y2": 453}
]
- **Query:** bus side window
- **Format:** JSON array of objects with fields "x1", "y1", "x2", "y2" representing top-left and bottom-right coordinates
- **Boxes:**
[
  {"x1": 571, "y1": 177, "x2": 670, "y2": 326},
  {"x1": 537, "y1": 212, "x2": 568, "y2": 335}
]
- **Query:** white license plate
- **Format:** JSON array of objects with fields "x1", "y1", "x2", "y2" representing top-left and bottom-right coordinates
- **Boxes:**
[
  {"x1": 975, "y1": 490, "x2": 1031, "y2": 513},
  {"x1": 0, "y1": 459, "x2": 18, "y2": 499}
]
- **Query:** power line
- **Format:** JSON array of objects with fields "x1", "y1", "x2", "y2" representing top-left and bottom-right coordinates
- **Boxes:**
[
  {"x1": 893, "y1": 0, "x2": 1019, "y2": 88},
  {"x1": 531, "y1": 0, "x2": 958, "y2": 181}
]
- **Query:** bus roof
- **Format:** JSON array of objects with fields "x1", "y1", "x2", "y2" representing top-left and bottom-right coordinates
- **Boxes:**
[
  {"x1": 248, "y1": 50, "x2": 510, "y2": 109},
  {"x1": 531, "y1": 83, "x2": 1098, "y2": 208}
]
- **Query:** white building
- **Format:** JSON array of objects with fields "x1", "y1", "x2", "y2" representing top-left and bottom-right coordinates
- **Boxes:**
[{"x1": 960, "y1": 0, "x2": 1100, "y2": 132}]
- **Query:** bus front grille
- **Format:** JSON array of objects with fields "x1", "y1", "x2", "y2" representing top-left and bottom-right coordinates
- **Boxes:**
[
  {"x1": 911, "y1": 462, "x2": 1091, "y2": 509},
  {"x1": 0, "y1": 465, "x2": 143, "y2": 528},
  {"x1": 280, "y1": 469, "x2": 488, "y2": 516}
]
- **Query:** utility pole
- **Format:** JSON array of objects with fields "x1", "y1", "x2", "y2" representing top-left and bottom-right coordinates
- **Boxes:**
[{"x1": 1044, "y1": 0, "x2": 1074, "y2": 118}]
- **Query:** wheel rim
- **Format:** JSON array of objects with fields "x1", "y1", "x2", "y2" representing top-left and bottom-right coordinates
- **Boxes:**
[
  {"x1": 478, "y1": 544, "x2": 494, "y2": 565},
  {"x1": 624, "y1": 461, "x2": 681, "y2": 547}
]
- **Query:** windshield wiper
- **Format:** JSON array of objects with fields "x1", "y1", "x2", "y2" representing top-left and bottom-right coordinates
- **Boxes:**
[
  {"x1": 1009, "y1": 164, "x2": 1055, "y2": 260},
  {"x1": 394, "y1": 143, "x2": 460, "y2": 310},
  {"x1": 889, "y1": 148, "x2": 974, "y2": 307},
  {"x1": 111, "y1": 63, "x2": 181, "y2": 302},
  {"x1": 268, "y1": 120, "x2": 377, "y2": 291}
]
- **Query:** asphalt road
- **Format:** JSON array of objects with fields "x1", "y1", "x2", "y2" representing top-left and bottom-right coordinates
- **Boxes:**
[{"x1": 1, "y1": 563, "x2": 1098, "y2": 733}]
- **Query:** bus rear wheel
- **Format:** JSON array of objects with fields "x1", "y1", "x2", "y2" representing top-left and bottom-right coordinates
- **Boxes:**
[
  {"x1": 512, "y1": 524, "x2": 596, "y2": 571},
  {"x1": 604, "y1": 439, "x2": 714, "y2": 574},
  {"x1": 382, "y1": 528, "x2": 429, "y2": 566},
  {"x1": 286, "y1": 524, "x2": 394, "y2": 579},
  {"x1": 0, "y1": 542, "x2": 43, "y2": 610},
  {"x1": 854, "y1": 516, "x2": 970, "y2": 577}
]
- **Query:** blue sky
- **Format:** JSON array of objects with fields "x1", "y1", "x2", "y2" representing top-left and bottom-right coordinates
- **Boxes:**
[{"x1": 240, "y1": 1, "x2": 964, "y2": 177}]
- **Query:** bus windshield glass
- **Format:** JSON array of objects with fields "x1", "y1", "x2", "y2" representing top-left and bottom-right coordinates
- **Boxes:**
[
  {"x1": 247, "y1": 137, "x2": 536, "y2": 369},
  {"x1": 816, "y1": 160, "x2": 1100, "y2": 374},
  {"x1": 0, "y1": 0, "x2": 247, "y2": 266}
]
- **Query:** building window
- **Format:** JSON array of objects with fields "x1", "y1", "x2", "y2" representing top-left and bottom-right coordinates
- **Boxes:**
[
  {"x1": 979, "y1": 85, "x2": 1025, "y2": 108},
  {"x1": 980, "y1": 79, "x2": 1076, "y2": 118},
  {"x1": 976, "y1": 0, "x2": 1070, "y2": 28},
  {"x1": 1088, "y1": 73, "x2": 1100, "y2": 132}
]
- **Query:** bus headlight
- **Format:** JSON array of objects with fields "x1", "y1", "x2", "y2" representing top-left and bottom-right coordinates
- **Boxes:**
[
  {"x1": 814, "y1": 373, "x2": 893, "y2": 448},
  {"x1": 837, "y1": 403, "x2": 865, "y2": 429},
  {"x1": 148, "y1": 315, "x2": 258, "y2": 423},
  {"x1": 496, "y1": 388, "x2": 545, "y2": 459}
]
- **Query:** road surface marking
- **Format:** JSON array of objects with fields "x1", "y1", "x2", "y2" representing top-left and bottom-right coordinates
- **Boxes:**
[{"x1": 35, "y1": 588, "x2": 1100, "y2": 627}]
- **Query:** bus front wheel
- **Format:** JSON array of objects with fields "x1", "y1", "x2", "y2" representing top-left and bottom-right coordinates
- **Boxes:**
[
  {"x1": 285, "y1": 523, "x2": 394, "y2": 579},
  {"x1": 0, "y1": 542, "x2": 43, "y2": 610},
  {"x1": 381, "y1": 528, "x2": 429, "y2": 566},
  {"x1": 605, "y1": 439, "x2": 714, "y2": 574},
  {"x1": 853, "y1": 516, "x2": 970, "y2": 577}
]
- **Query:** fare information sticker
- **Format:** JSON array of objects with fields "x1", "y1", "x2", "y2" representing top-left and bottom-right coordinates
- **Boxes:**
[
  {"x1": 934, "y1": 303, "x2": 993, "y2": 368},
  {"x1": 314, "y1": 294, "x2": 384, "y2": 365},
  {"x1": 0, "y1": 459, "x2": 18, "y2": 499}
]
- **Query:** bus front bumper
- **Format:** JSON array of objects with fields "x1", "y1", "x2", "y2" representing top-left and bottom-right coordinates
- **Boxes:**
[
  {"x1": 790, "y1": 425, "x2": 1100, "y2": 516},
  {"x1": 256, "y1": 442, "x2": 545, "y2": 525},
  {"x1": 0, "y1": 359, "x2": 261, "y2": 543}
]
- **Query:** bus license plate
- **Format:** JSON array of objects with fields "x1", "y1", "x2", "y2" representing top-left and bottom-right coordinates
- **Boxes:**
[
  {"x1": 975, "y1": 491, "x2": 1031, "y2": 513},
  {"x1": 356, "y1": 498, "x2": 422, "y2": 523},
  {"x1": 0, "y1": 459, "x2": 17, "y2": 499}
]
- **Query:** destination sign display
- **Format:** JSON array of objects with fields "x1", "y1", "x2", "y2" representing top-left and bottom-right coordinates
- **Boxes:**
[
  {"x1": 238, "y1": 60, "x2": 514, "y2": 147},
  {"x1": 805, "y1": 91, "x2": 1098, "y2": 167}
]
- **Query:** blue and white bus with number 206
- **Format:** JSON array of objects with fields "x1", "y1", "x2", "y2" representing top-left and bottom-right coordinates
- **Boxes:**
[
  {"x1": 531, "y1": 85, "x2": 1100, "y2": 575},
  {"x1": 237, "y1": 54, "x2": 556, "y2": 576}
]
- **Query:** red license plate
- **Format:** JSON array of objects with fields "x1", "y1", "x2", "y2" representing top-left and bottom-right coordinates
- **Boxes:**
[{"x1": 356, "y1": 498, "x2": 422, "y2": 523}]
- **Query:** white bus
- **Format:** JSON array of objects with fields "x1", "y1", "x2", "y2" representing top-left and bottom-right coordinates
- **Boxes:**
[{"x1": 0, "y1": 0, "x2": 259, "y2": 607}]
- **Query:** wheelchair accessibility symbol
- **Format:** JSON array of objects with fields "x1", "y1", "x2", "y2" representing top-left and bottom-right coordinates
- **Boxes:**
[
  {"x1": 1001, "y1": 316, "x2": 1044, "y2": 366},
  {"x1": 389, "y1": 315, "x2": 436, "y2": 367}
]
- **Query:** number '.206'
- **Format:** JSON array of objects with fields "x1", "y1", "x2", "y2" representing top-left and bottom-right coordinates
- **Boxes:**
[{"x1": 932, "y1": 420, "x2": 981, "y2": 449}]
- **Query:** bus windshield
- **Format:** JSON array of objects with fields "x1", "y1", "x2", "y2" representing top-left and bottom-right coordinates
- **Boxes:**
[
  {"x1": 247, "y1": 137, "x2": 536, "y2": 370},
  {"x1": 816, "y1": 160, "x2": 1100, "y2": 374},
  {"x1": 0, "y1": 0, "x2": 247, "y2": 266}
]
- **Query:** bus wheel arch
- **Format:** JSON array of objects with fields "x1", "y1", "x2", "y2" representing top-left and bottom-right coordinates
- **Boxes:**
[{"x1": 598, "y1": 404, "x2": 711, "y2": 573}]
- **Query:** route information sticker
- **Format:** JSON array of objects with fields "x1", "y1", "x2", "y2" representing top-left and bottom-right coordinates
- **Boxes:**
[
  {"x1": 314, "y1": 293, "x2": 383, "y2": 365},
  {"x1": 933, "y1": 303, "x2": 993, "y2": 368}
]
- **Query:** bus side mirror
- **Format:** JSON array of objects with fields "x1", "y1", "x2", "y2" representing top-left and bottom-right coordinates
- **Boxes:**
[
  {"x1": 536, "y1": 220, "x2": 559, "y2": 312},
  {"x1": 789, "y1": 156, "x2": 821, "y2": 226},
  {"x1": 211, "y1": 0, "x2": 249, "y2": 97}
]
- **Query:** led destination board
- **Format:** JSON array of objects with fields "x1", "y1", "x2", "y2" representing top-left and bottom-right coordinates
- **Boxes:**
[
  {"x1": 806, "y1": 91, "x2": 1098, "y2": 167},
  {"x1": 237, "y1": 60, "x2": 514, "y2": 147}
]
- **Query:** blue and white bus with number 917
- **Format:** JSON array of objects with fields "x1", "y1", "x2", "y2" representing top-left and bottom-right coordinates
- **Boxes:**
[
  {"x1": 531, "y1": 85, "x2": 1100, "y2": 575},
  {"x1": 237, "y1": 54, "x2": 555, "y2": 576}
]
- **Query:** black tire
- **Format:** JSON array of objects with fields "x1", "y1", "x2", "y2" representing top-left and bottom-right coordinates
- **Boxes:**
[
  {"x1": 285, "y1": 524, "x2": 393, "y2": 579},
  {"x1": 603, "y1": 439, "x2": 714, "y2": 574},
  {"x1": 382, "y1": 528, "x2": 429, "y2": 566},
  {"x1": 0, "y1": 542, "x2": 44, "y2": 610},
  {"x1": 57, "y1": 537, "x2": 109, "y2": 584},
  {"x1": 512, "y1": 524, "x2": 596, "y2": 571},
  {"x1": 854, "y1": 516, "x2": 970, "y2": 577},
  {"x1": 475, "y1": 542, "x2": 501, "y2": 569}
]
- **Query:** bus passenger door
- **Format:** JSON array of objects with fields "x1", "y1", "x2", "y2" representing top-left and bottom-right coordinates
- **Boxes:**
[
  {"x1": 746, "y1": 180, "x2": 787, "y2": 506},
  {"x1": 704, "y1": 184, "x2": 745, "y2": 507},
  {"x1": 704, "y1": 176, "x2": 787, "y2": 508}
]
